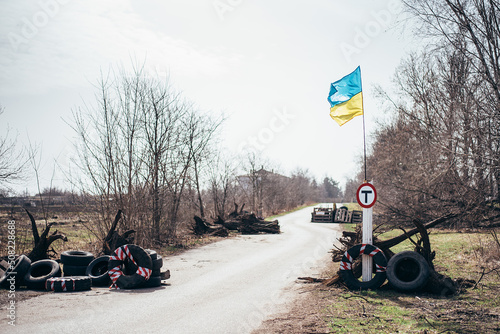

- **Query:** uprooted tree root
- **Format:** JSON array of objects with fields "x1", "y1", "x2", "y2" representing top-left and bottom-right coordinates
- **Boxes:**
[{"x1": 25, "y1": 209, "x2": 68, "y2": 261}]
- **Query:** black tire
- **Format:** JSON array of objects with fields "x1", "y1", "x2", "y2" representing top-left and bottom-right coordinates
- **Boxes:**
[
  {"x1": 0, "y1": 255, "x2": 32, "y2": 289},
  {"x1": 139, "y1": 275, "x2": 162, "y2": 288},
  {"x1": 152, "y1": 255, "x2": 163, "y2": 273},
  {"x1": 86, "y1": 256, "x2": 110, "y2": 286},
  {"x1": 339, "y1": 244, "x2": 387, "y2": 290},
  {"x1": 60, "y1": 250, "x2": 94, "y2": 267},
  {"x1": 63, "y1": 265, "x2": 87, "y2": 276},
  {"x1": 145, "y1": 249, "x2": 158, "y2": 260},
  {"x1": 386, "y1": 251, "x2": 430, "y2": 292},
  {"x1": 0, "y1": 260, "x2": 9, "y2": 271},
  {"x1": 108, "y1": 244, "x2": 153, "y2": 289},
  {"x1": 24, "y1": 259, "x2": 61, "y2": 290},
  {"x1": 0, "y1": 260, "x2": 8, "y2": 283},
  {"x1": 45, "y1": 276, "x2": 91, "y2": 292}
]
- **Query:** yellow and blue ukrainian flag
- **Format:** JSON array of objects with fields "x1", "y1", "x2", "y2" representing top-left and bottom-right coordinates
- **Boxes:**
[{"x1": 328, "y1": 66, "x2": 363, "y2": 126}]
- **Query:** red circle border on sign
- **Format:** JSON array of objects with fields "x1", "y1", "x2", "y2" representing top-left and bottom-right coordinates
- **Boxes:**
[{"x1": 356, "y1": 183, "x2": 377, "y2": 209}]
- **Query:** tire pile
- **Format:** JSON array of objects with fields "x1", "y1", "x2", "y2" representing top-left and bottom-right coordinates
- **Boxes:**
[
  {"x1": 0, "y1": 244, "x2": 168, "y2": 292},
  {"x1": 340, "y1": 244, "x2": 431, "y2": 292}
]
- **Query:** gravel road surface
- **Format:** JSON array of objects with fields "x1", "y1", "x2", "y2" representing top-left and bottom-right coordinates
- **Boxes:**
[{"x1": 9, "y1": 206, "x2": 342, "y2": 333}]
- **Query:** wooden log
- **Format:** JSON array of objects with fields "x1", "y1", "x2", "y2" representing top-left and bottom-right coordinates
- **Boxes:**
[
  {"x1": 240, "y1": 220, "x2": 280, "y2": 234},
  {"x1": 213, "y1": 211, "x2": 280, "y2": 234},
  {"x1": 298, "y1": 277, "x2": 325, "y2": 283},
  {"x1": 192, "y1": 216, "x2": 228, "y2": 237},
  {"x1": 213, "y1": 216, "x2": 241, "y2": 230}
]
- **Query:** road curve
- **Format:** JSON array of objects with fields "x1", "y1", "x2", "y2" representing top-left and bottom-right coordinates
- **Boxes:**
[{"x1": 10, "y1": 206, "x2": 342, "y2": 334}]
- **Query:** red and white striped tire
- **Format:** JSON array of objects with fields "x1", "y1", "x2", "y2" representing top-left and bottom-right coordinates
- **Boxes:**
[
  {"x1": 339, "y1": 244, "x2": 387, "y2": 290},
  {"x1": 45, "y1": 276, "x2": 91, "y2": 292},
  {"x1": 108, "y1": 244, "x2": 152, "y2": 289}
]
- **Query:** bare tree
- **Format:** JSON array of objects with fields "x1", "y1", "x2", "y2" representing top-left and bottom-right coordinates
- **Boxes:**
[
  {"x1": 0, "y1": 105, "x2": 25, "y2": 186},
  {"x1": 371, "y1": 44, "x2": 499, "y2": 227},
  {"x1": 402, "y1": 0, "x2": 500, "y2": 202},
  {"x1": 71, "y1": 66, "x2": 224, "y2": 245},
  {"x1": 70, "y1": 69, "x2": 144, "y2": 241},
  {"x1": 207, "y1": 152, "x2": 236, "y2": 219},
  {"x1": 184, "y1": 111, "x2": 223, "y2": 218}
]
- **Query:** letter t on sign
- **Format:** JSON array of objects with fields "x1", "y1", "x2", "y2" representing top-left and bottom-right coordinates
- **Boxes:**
[{"x1": 361, "y1": 190, "x2": 372, "y2": 204}]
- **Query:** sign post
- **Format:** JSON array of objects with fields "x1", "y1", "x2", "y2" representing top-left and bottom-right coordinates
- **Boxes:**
[{"x1": 356, "y1": 182, "x2": 377, "y2": 282}]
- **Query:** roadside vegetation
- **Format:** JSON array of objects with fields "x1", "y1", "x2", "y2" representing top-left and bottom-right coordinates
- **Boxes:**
[{"x1": 321, "y1": 228, "x2": 500, "y2": 333}]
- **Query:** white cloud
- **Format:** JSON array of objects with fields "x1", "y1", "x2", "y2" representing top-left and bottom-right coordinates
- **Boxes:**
[{"x1": 0, "y1": 0, "x2": 242, "y2": 96}]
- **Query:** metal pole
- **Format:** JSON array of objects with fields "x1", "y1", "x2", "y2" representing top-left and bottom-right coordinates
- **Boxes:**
[{"x1": 360, "y1": 67, "x2": 367, "y2": 182}]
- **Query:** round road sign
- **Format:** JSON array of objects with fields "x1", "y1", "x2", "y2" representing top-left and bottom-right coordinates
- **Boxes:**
[{"x1": 356, "y1": 183, "x2": 377, "y2": 209}]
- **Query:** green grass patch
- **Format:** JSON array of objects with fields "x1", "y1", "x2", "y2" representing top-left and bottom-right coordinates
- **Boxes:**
[
  {"x1": 342, "y1": 223, "x2": 357, "y2": 233},
  {"x1": 324, "y1": 290, "x2": 433, "y2": 333}
]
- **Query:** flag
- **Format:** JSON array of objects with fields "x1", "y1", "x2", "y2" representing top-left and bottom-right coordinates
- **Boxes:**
[{"x1": 328, "y1": 66, "x2": 363, "y2": 126}]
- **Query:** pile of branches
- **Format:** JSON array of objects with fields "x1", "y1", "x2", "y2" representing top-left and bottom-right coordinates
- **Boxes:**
[
  {"x1": 324, "y1": 214, "x2": 463, "y2": 295},
  {"x1": 192, "y1": 203, "x2": 280, "y2": 237}
]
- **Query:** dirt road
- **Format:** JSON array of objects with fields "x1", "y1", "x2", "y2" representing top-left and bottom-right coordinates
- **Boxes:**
[{"x1": 9, "y1": 206, "x2": 342, "y2": 333}]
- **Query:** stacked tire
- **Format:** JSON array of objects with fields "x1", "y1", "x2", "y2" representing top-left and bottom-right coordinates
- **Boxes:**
[
  {"x1": 61, "y1": 251, "x2": 94, "y2": 276},
  {"x1": 141, "y1": 249, "x2": 163, "y2": 288},
  {"x1": 1, "y1": 246, "x2": 165, "y2": 291},
  {"x1": 85, "y1": 255, "x2": 111, "y2": 287}
]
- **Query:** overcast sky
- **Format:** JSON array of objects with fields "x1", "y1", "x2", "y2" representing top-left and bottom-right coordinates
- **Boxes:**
[{"x1": 0, "y1": 0, "x2": 415, "y2": 195}]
